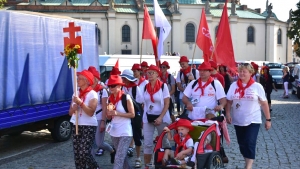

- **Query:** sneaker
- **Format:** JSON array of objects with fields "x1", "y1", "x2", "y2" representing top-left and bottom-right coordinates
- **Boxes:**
[
  {"x1": 95, "y1": 148, "x2": 104, "y2": 156},
  {"x1": 135, "y1": 158, "x2": 142, "y2": 168},
  {"x1": 283, "y1": 95, "x2": 289, "y2": 98},
  {"x1": 110, "y1": 148, "x2": 116, "y2": 164},
  {"x1": 127, "y1": 147, "x2": 134, "y2": 157}
]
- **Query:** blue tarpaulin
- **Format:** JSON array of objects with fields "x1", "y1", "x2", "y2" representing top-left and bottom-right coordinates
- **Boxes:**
[{"x1": 0, "y1": 11, "x2": 99, "y2": 110}]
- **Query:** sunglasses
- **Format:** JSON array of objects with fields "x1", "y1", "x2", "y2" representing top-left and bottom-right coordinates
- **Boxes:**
[
  {"x1": 147, "y1": 71, "x2": 156, "y2": 75},
  {"x1": 160, "y1": 66, "x2": 167, "y2": 69},
  {"x1": 108, "y1": 85, "x2": 117, "y2": 88}
]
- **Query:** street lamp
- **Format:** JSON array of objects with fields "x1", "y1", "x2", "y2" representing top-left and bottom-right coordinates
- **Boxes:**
[{"x1": 167, "y1": 41, "x2": 170, "y2": 54}]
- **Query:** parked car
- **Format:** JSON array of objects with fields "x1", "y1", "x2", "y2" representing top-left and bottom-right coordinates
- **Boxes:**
[
  {"x1": 291, "y1": 64, "x2": 300, "y2": 99},
  {"x1": 269, "y1": 68, "x2": 283, "y2": 88},
  {"x1": 284, "y1": 62, "x2": 299, "y2": 74},
  {"x1": 265, "y1": 62, "x2": 282, "y2": 69}
]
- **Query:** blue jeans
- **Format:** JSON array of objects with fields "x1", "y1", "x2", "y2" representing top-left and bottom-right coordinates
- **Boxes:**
[{"x1": 234, "y1": 123, "x2": 260, "y2": 159}]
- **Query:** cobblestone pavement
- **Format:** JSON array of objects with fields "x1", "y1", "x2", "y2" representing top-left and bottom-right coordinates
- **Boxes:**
[{"x1": 0, "y1": 89, "x2": 299, "y2": 169}]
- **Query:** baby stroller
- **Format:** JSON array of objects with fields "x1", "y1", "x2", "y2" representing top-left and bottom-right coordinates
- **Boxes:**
[{"x1": 153, "y1": 117, "x2": 227, "y2": 169}]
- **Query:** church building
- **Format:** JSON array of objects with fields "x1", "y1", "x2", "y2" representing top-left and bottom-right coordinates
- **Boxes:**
[{"x1": 5, "y1": 0, "x2": 294, "y2": 63}]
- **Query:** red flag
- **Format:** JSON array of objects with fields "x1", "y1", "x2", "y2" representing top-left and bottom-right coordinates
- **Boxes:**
[
  {"x1": 214, "y1": 0, "x2": 236, "y2": 72},
  {"x1": 196, "y1": 9, "x2": 215, "y2": 62},
  {"x1": 142, "y1": 5, "x2": 158, "y2": 66},
  {"x1": 114, "y1": 58, "x2": 119, "y2": 69}
]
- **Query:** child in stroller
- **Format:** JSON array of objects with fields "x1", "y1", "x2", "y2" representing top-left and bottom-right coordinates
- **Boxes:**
[{"x1": 162, "y1": 119, "x2": 195, "y2": 168}]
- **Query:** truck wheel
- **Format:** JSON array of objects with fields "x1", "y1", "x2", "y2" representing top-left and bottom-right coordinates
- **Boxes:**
[
  {"x1": 51, "y1": 118, "x2": 72, "y2": 142},
  {"x1": 297, "y1": 87, "x2": 300, "y2": 99}
]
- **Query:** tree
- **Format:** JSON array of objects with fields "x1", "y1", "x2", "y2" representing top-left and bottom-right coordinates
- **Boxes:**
[
  {"x1": 0, "y1": 0, "x2": 6, "y2": 9},
  {"x1": 287, "y1": 1, "x2": 300, "y2": 57}
]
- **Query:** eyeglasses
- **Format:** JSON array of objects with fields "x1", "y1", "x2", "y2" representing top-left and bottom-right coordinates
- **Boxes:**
[
  {"x1": 239, "y1": 63, "x2": 250, "y2": 66},
  {"x1": 108, "y1": 85, "x2": 117, "y2": 88},
  {"x1": 147, "y1": 71, "x2": 155, "y2": 75},
  {"x1": 160, "y1": 66, "x2": 167, "y2": 69}
]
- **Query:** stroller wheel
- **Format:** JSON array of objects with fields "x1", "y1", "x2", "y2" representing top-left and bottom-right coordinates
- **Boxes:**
[{"x1": 205, "y1": 152, "x2": 223, "y2": 169}]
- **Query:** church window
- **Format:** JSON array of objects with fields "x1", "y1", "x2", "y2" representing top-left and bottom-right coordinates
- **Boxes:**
[
  {"x1": 122, "y1": 25, "x2": 130, "y2": 42},
  {"x1": 277, "y1": 29, "x2": 282, "y2": 44},
  {"x1": 186, "y1": 23, "x2": 195, "y2": 42},
  {"x1": 247, "y1": 26, "x2": 254, "y2": 43}
]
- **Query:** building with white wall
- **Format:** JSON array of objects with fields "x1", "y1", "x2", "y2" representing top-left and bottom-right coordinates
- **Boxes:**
[{"x1": 6, "y1": 0, "x2": 294, "y2": 63}]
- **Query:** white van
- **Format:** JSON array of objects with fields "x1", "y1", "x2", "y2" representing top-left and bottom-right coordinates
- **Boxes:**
[
  {"x1": 291, "y1": 64, "x2": 300, "y2": 99},
  {"x1": 98, "y1": 55, "x2": 181, "y2": 81}
]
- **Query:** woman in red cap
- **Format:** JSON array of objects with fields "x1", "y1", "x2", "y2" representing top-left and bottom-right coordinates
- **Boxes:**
[
  {"x1": 140, "y1": 61, "x2": 149, "y2": 79},
  {"x1": 250, "y1": 62, "x2": 260, "y2": 83},
  {"x1": 87, "y1": 66, "x2": 116, "y2": 162},
  {"x1": 259, "y1": 66, "x2": 278, "y2": 111},
  {"x1": 143, "y1": 65, "x2": 171, "y2": 168},
  {"x1": 226, "y1": 63, "x2": 271, "y2": 169},
  {"x1": 162, "y1": 119, "x2": 195, "y2": 167},
  {"x1": 69, "y1": 69, "x2": 99, "y2": 169},
  {"x1": 106, "y1": 75, "x2": 135, "y2": 169},
  {"x1": 160, "y1": 61, "x2": 176, "y2": 122},
  {"x1": 132, "y1": 63, "x2": 148, "y2": 92},
  {"x1": 105, "y1": 67, "x2": 121, "y2": 86}
]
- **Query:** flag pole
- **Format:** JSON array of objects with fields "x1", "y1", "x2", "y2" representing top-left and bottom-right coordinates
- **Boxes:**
[
  {"x1": 140, "y1": 39, "x2": 143, "y2": 64},
  {"x1": 191, "y1": 43, "x2": 197, "y2": 68},
  {"x1": 73, "y1": 68, "x2": 79, "y2": 135}
]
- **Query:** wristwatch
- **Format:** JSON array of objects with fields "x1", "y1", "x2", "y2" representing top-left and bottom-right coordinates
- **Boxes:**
[{"x1": 266, "y1": 119, "x2": 271, "y2": 122}]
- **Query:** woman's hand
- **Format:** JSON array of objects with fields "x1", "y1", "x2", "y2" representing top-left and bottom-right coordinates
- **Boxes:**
[
  {"x1": 100, "y1": 121, "x2": 106, "y2": 132},
  {"x1": 265, "y1": 121, "x2": 271, "y2": 130},
  {"x1": 73, "y1": 96, "x2": 83, "y2": 105},
  {"x1": 226, "y1": 115, "x2": 232, "y2": 124},
  {"x1": 186, "y1": 102, "x2": 193, "y2": 111},
  {"x1": 154, "y1": 116, "x2": 163, "y2": 126},
  {"x1": 107, "y1": 110, "x2": 117, "y2": 116}
]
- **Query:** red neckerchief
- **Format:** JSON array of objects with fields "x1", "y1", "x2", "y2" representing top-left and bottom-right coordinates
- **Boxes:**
[
  {"x1": 180, "y1": 66, "x2": 191, "y2": 76},
  {"x1": 235, "y1": 78, "x2": 255, "y2": 99},
  {"x1": 137, "y1": 77, "x2": 146, "y2": 86},
  {"x1": 160, "y1": 72, "x2": 169, "y2": 83},
  {"x1": 79, "y1": 86, "x2": 93, "y2": 102},
  {"x1": 146, "y1": 80, "x2": 163, "y2": 103},
  {"x1": 93, "y1": 84, "x2": 103, "y2": 92},
  {"x1": 194, "y1": 77, "x2": 214, "y2": 96},
  {"x1": 108, "y1": 90, "x2": 124, "y2": 109},
  {"x1": 173, "y1": 133, "x2": 191, "y2": 156},
  {"x1": 125, "y1": 82, "x2": 137, "y2": 90}
]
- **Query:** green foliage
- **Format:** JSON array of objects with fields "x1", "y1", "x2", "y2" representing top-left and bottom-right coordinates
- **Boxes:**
[
  {"x1": 0, "y1": 0, "x2": 7, "y2": 9},
  {"x1": 287, "y1": 1, "x2": 300, "y2": 57}
]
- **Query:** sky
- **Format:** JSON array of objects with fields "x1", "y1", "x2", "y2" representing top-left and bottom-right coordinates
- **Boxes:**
[{"x1": 244, "y1": 0, "x2": 299, "y2": 21}]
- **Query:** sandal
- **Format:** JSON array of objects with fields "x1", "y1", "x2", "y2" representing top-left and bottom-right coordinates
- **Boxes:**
[{"x1": 135, "y1": 159, "x2": 142, "y2": 168}]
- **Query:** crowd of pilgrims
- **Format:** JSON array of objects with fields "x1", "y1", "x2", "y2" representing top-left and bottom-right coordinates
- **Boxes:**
[{"x1": 68, "y1": 56, "x2": 272, "y2": 169}]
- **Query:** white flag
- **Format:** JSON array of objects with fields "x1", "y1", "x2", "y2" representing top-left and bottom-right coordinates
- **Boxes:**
[{"x1": 153, "y1": 0, "x2": 171, "y2": 60}]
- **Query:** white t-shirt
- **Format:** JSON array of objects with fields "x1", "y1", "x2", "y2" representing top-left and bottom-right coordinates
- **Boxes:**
[
  {"x1": 176, "y1": 69, "x2": 200, "y2": 99},
  {"x1": 135, "y1": 78, "x2": 148, "y2": 93},
  {"x1": 143, "y1": 83, "x2": 171, "y2": 124},
  {"x1": 184, "y1": 80, "x2": 226, "y2": 109},
  {"x1": 95, "y1": 89, "x2": 108, "y2": 120},
  {"x1": 109, "y1": 94, "x2": 133, "y2": 137},
  {"x1": 226, "y1": 82, "x2": 267, "y2": 126},
  {"x1": 70, "y1": 90, "x2": 98, "y2": 126},
  {"x1": 122, "y1": 86, "x2": 144, "y2": 104}
]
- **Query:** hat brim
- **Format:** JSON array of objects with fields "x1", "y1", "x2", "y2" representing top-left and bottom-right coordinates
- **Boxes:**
[
  {"x1": 120, "y1": 74, "x2": 137, "y2": 82},
  {"x1": 198, "y1": 68, "x2": 213, "y2": 71}
]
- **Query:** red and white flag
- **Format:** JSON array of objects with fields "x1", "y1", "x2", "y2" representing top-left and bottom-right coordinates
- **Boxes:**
[
  {"x1": 196, "y1": 8, "x2": 215, "y2": 62},
  {"x1": 142, "y1": 5, "x2": 158, "y2": 63},
  {"x1": 214, "y1": 0, "x2": 236, "y2": 72}
]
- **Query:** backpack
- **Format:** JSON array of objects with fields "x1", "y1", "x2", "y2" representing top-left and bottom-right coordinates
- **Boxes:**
[
  {"x1": 96, "y1": 88, "x2": 109, "y2": 115},
  {"x1": 180, "y1": 69, "x2": 196, "y2": 84},
  {"x1": 121, "y1": 86, "x2": 144, "y2": 129},
  {"x1": 289, "y1": 74, "x2": 295, "y2": 83}
]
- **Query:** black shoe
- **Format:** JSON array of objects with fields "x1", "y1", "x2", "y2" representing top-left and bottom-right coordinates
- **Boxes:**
[
  {"x1": 186, "y1": 161, "x2": 195, "y2": 168},
  {"x1": 110, "y1": 148, "x2": 116, "y2": 164},
  {"x1": 270, "y1": 108, "x2": 272, "y2": 112},
  {"x1": 127, "y1": 147, "x2": 134, "y2": 157},
  {"x1": 169, "y1": 158, "x2": 180, "y2": 165}
]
